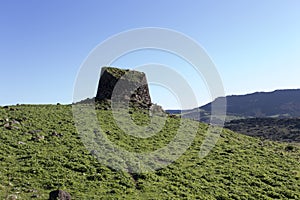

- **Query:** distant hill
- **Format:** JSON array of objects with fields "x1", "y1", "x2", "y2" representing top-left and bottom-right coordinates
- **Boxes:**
[
  {"x1": 167, "y1": 89, "x2": 300, "y2": 122},
  {"x1": 203, "y1": 89, "x2": 300, "y2": 118},
  {"x1": 225, "y1": 118, "x2": 300, "y2": 143}
]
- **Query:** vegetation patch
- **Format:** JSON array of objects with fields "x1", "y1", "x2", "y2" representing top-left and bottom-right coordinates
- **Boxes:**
[{"x1": 225, "y1": 118, "x2": 300, "y2": 143}]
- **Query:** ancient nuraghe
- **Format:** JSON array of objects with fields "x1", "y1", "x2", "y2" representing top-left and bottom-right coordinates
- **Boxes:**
[{"x1": 96, "y1": 67, "x2": 152, "y2": 109}]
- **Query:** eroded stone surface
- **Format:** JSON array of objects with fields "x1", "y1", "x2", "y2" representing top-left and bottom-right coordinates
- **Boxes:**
[
  {"x1": 49, "y1": 190, "x2": 71, "y2": 200},
  {"x1": 96, "y1": 67, "x2": 152, "y2": 108}
]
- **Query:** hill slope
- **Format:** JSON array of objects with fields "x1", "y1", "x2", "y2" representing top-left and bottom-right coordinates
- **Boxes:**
[{"x1": 0, "y1": 104, "x2": 299, "y2": 199}]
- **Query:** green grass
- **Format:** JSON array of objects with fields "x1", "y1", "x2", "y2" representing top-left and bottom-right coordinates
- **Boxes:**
[
  {"x1": 103, "y1": 66, "x2": 145, "y2": 82},
  {"x1": 0, "y1": 104, "x2": 299, "y2": 199}
]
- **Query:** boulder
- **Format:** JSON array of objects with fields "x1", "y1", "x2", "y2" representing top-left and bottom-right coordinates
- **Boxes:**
[{"x1": 49, "y1": 190, "x2": 71, "y2": 200}]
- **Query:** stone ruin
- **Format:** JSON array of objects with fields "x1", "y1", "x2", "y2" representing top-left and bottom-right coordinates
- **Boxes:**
[{"x1": 96, "y1": 67, "x2": 152, "y2": 109}]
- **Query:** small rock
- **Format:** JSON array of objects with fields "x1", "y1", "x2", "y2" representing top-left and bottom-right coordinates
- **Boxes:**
[
  {"x1": 51, "y1": 131, "x2": 63, "y2": 137},
  {"x1": 90, "y1": 149, "x2": 98, "y2": 156},
  {"x1": 285, "y1": 145, "x2": 294, "y2": 151},
  {"x1": 12, "y1": 126, "x2": 20, "y2": 130},
  {"x1": 29, "y1": 130, "x2": 42, "y2": 134},
  {"x1": 4, "y1": 123, "x2": 12, "y2": 130},
  {"x1": 18, "y1": 141, "x2": 26, "y2": 145},
  {"x1": 28, "y1": 189, "x2": 38, "y2": 193},
  {"x1": 11, "y1": 119, "x2": 20, "y2": 125},
  {"x1": 168, "y1": 114, "x2": 178, "y2": 119},
  {"x1": 31, "y1": 194, "x2": 39, "y2": 198},
  {"x1": 36, "y1": 135, "x2": 44, "y2": 141},
  {"x1": 51, "y1": 131, "x2": 58, "y2": 136},
  {"x1": 49, "y1": 190, "x2": 71, "y2": 200},
  {"x1": 31, "y1": 135, "x2": 44, "y2": 141},
  {"x1": 6, "y1": 194, "x2": 17, "y2": 200}
]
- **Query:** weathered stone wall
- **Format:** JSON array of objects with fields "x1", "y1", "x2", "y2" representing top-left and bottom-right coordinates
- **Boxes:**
[{"x1": 96, "y1": 67, "x2": 152, "y2": 108}]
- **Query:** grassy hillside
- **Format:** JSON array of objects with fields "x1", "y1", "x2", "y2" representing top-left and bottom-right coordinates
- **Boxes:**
[{"x1": 0, "y1": 104, "x2": 299, "y2": 199}]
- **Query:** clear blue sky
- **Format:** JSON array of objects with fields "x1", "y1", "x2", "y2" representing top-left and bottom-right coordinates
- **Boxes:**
[{"x1": 1, "y1": 0, "x2": 300, "y2": 109}]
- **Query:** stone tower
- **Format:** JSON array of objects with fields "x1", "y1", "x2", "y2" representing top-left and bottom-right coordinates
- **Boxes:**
[{"x1": 96, "y1": 67, "x2": 152, "y2": 108}]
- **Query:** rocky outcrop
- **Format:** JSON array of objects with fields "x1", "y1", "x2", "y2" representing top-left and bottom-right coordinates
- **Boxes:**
[
  {"x1": 49, "y1": 190, "x2": 71, "y2": 200},
  {"x1": 96, "y1": 67, "x2": 152, "y2": 108}
]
